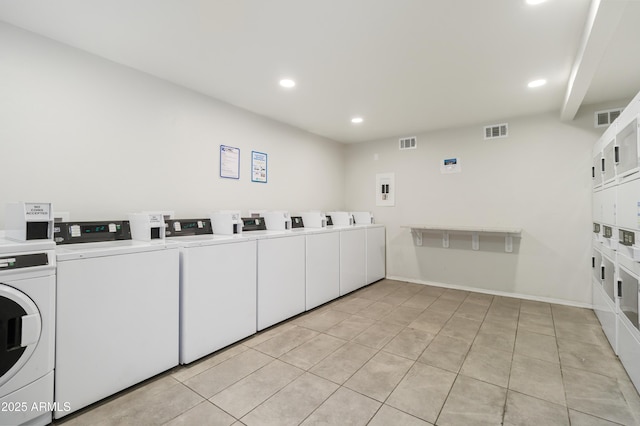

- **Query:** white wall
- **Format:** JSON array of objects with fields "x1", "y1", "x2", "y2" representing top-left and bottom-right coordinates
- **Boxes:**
[
  {"x1": 0, "y1": 22, "x2": 345, "y2": 226},
  {"x1": 345, "y1": 102, "x2": 629, "y2": 305}
]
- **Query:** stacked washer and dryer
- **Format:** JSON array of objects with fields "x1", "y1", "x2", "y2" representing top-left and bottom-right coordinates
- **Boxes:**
[{"x1": 0, "y1": 202, "x2": 57, "y2": 426}]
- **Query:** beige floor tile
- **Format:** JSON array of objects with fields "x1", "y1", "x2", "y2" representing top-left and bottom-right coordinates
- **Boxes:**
[
  {"x1": 368, "y1": 405, "x2": 433, "y2": 426},
  {"x1": 428, "y1": 297, "x2": 463, "y2": 314},
  {"x1": 563, "y1": 366, "x2": 636, "y2": 425},
  {"x1": 252, "y1": 326, "x2": 319, "y2": 358},
  {"x1": 66, "y1": 377, "x2": 204, "y2": 426},
  {"x1": 357, "y1": 301, "x2": 396, "y2": 320},
  {"x1": 401, "y1": 293, "x2": 437, "y2": 310},
  {"x1": 440, "y1": 288, "x2": 470, "y2": 302},
  {"x1": 436, "y1": 375, "x2": 507, "y2": 426},
  {"x1": 309, "y1": 341, "x2": 377, "y2": 384},
  {"x1": 485, "y1": 306, "x2": 520, "y2": 322},
  {"x1": 331, "y1": 297, "x2": 376, "y2": 314},
  {"x1": 568, "y1": 409, "x2": 623, "y2": 425},
  {"x1": 343, "y1": 351, "x2": 414, "y2": 402},
  {"x1": 383, "y1": 292, "x2": 414, "y2": 306},
  {"x1": 209, "y1": 359, "x2": 303, "y2": 418},
  {"x1": 384, "y1": 305, "x2": 424, "y2": 326},
  {"x1": 503, "y1": 391, "x2": 569, "y2": 426},
  {"x1": 352, "y1": 320, "x2": 403, "y2": 349},
  {"x1": 407, "y1": 309, "x2": 452, "y2": 334},
  {"x1": 241, "y1": 373, "x2": 338, "y2": 426},
  {"x1": 184, "y1": 348, "x2": 274, "y2": 398},
  {"x1": 387, "y1": 362, "x2": 456, "y2": 424},
  {"x1": 509, "y1": 354, "x2": 565, "y2": 406},
  {"x1": 520, "y1": 300, "x2": 552, "y2": 316},
  {"x1": 552, "y1": 305, "x2": 600, "y2": 325},
  {"x1": 474, "y1": 323, "x2": 516, "y2": 353},
  {"x1": 280, "y1": 333, "x2": 346, "y2": 370},
  {"x1": 464, "y1": 292, "x2": 494, "y2": 307},
  {"x1": 163, "y1": 401, "x2": 236, "y2": 426},
  {"x1": 382, "y1": 327, "x2": 435, "y2": 360},
  {"x1": 518, "y1": 311, "x2": 555, "y2": 336},
  {"x1": 454, "y1": 301, "x2": 489, "y2": 322},
  {"x1": 514, "y1": 329, "x2": 559, "y2": 364},
  {"x1": 324, "y1": 314, "x2": 376, "y2": 340},
  {"x1": 419, "y1": 285, "x2": 446, "y2": 298},
  {"x1": 491, "y1": 296, "x2": 522, "y2": 309},
  {"x1": 418, "y1": 334, "x2": 470, "y2": 373},
  {"x1": 439, "y1": 316, "x2": 482, "y2": 343},
  {"x1": 243, "y1": 322, "x2": 296, "y2": 348},
  {"x1": 460, "y1": 345, "x2": 512, "y2": 388},
  {"x1": 294, "y1": 309, "x2": 352, "y2": 332},
  {"x1": 171, "y1": 344, "x2": 248, "y2": 383},
  {"x1": 554, "y1": 322, "x2": 609, "y2": 347},
  {"x1": 557, "y1": 338, "x2": 626, "y2": 379},
  {"x1": 300, "y1": 387, "x2": 380, "y2": 426}
]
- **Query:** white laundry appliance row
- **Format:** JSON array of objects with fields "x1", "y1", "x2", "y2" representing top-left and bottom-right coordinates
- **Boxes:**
[
  {"x1": 1, "y1": 204, "x2": 386, "y2": 425},
  {"x1": 591, "y1": 89, "x2": 640, "y2": 393}
]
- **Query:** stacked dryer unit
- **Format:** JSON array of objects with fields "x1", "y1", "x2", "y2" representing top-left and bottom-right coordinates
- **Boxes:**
[
  {"x1": 592, "y1": 90, "x2": 640, "y2": 392},
  {"x1": 1, "y1": 203, "x2": 56, "y2": 426},
  {"x1": 53, "y1": 213, "x2": 179, "y2": 418}
]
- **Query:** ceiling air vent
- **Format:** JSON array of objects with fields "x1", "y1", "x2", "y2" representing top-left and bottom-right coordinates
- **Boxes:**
[
  {"x1": 399, "y1": 136, "x2": 417, "y2": 150},
  {"x1": 595, "y1": 108, "x2": 623, "y2": 128},
  {"x1": 484, "y1": 123, "x2": 508, "y2": 140}
]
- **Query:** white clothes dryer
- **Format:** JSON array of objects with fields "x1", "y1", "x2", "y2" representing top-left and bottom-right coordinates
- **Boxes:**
[{"x1": 0, "y1": 238, "x2": 56, "y2": 426}]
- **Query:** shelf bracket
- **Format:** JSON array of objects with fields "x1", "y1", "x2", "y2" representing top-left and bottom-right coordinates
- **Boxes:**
[
  {"x1": 442, "y1": 231, "x2": 449, "y2": 248},
  {"x1": 413, "y1": 230, "x2": 423, "y2": 246},
  {"x1": 472, "y1": 232, "x2": 479, "y2": 250}
]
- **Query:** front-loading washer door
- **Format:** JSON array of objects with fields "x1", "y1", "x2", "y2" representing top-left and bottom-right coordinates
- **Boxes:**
[{"x1": 0, "y1": 283, "x2": 41, "y2": 388}]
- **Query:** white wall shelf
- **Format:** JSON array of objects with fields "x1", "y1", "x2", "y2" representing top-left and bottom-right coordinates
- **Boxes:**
[{"x1": 403, "y1": 225, "x2": 522, "y2": 252}]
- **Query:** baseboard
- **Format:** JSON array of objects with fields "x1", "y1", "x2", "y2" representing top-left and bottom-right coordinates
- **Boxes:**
[{"x1": 385, "y1": 275, "x2": 593, "y2": 310}]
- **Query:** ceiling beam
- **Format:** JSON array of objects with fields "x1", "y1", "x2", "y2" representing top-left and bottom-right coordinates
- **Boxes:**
[{"x1": 560, "y1": 0, "x2": 627, "y2": 121}]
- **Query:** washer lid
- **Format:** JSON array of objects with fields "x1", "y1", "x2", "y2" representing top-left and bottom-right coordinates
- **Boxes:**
[{"x1": 0, "y1": 283, "x2": 41, "y2": 387}]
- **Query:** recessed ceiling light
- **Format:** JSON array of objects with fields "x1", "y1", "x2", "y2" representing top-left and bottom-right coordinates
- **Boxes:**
[
  {"x1": 279, "y1": 79, "x2": 296, "y2": 88},
  {"x1": 528, "y1": 79, "x2": 547, "y2": 88},
  {"x1": 526, "y1": 0, "x2": 546, "y2": 5},
  {"x1": 351, "y1": 117, "x2": 364, "y2": 124}
]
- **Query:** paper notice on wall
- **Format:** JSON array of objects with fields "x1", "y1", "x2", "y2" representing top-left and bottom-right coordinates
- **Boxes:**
[
  {"x1": 441, "y1": 157, "x2": 461, "y2": 174},
  {"x1": 220, "y1": 145, "x2": 240, "y2": 179}
]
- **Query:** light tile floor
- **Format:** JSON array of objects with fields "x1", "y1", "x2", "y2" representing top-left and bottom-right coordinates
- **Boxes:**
[{"x1": 56, "y1": 279, "x2": 640, "y2": 425}]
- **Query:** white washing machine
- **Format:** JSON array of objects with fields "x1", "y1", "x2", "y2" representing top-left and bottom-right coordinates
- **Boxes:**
[
  {"x1": 164, "y1": 219, "x2": 257, "y2": 364},
  {"x1": 53, "y1": 220, "x2": 179, "y2": 418},
  {"x1": 0, "y1": 238, "x2": 56, "y2": 426}
]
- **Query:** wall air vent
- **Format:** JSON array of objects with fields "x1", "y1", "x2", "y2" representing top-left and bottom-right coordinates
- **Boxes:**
[
  {"x1": 484, "y1": 123, "x2": 508, "y2": 140},
  {"x1": 595, "y1": 108, "x2": 623, "y2": 128},
  {"x1": 399, "y1": 136, "x2": 417, "y2": 150}
]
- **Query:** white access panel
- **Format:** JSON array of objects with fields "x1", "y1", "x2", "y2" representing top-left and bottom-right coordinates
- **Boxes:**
[
  {"x1": 180, "y1": 239, "x2": 257, "y2": 364},
  {"x1": 366, "y1": 226, "x2": 386, "y2": 284},
  {"x1": 593, "y1": 247, "x2": 603, "y2": 283},
  {"x1": 616, "y1": 117, "x2": 639, "y2": 179},
  {"x1": 618, "y1": 265, "x2": 639, "y2": 330},
  {"x1": 603, "y1": 138, "x2": 617, "y2": 184},
  {"x1": 601, "y1": 186, "x2": 617, "y2": 226},
  {"x1": 592, "y1": 189, "x2": 603, "y2": 223},
  {"x1": 257, "y1": 234, "x2": 305, "y2": 330},
  {"x1": 55, "y1": 248, "x2": 179, "y2": 417},
  {"x1": 593, "y1": 280, "x2": 618, "y2": 354},
  {"x1": 617, "y1": 176, "x2": 640, "y2": 231},
  {"x1": 306, "y1": 230, "x2": 340, "y2": 310},
  {"x1": 339, "y1": 227, "x2": 366, "y2": 295}
]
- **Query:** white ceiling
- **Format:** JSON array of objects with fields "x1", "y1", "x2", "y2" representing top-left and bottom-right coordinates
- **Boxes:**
[{"x1": 1, "y1": 0, "x2": 639, "y2": 143}]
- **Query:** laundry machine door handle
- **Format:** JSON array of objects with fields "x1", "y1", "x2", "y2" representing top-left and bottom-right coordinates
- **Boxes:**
[{"x1": 20, "y1": 313, "x2": 41, "y2": 347}]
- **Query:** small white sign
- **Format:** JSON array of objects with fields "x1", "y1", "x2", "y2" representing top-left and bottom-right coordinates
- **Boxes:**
[{"x1": 24, "y1": 203, "x2": 51, "y2": 219}]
